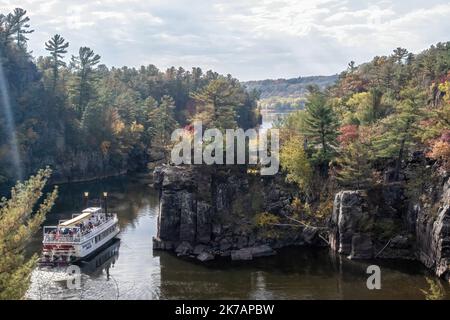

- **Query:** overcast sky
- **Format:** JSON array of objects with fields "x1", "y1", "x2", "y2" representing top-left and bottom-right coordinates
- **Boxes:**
[{"x1": 1, "y1": 0, "x2": 449, "y2": 81}]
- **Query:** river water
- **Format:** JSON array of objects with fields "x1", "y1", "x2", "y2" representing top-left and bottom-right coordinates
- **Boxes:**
[{"x1": 25, "y1": 174, "x2": 450, "y2": 300}]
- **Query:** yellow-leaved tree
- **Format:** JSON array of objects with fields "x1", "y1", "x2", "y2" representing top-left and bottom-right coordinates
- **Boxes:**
[
  {"x1": 0, "y1": 168, "x2": 58, "y2": 300},
  {"x1": 280, "y1": 134, "x2": 312, "y2": 193}
]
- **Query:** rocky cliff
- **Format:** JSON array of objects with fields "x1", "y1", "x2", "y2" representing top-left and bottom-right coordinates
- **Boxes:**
[
  {"x1": 152, "y1": 165, "x2": 324, "y2": 261},
  {"x1": 329, "y1": 189, "x2": 413, "y2": 260},
  {"x1": 38, "y1": 149, "x2": 149, "y2": 184},
  {"x1": 415, "y1": 176, "x2": 450, "y2": 280},
  {"x1": 153, "y1": 162, "x2": 450, "y2": 281},
  {"x1": 330, "y1": 162, "x2": 450, "y2": 280}
]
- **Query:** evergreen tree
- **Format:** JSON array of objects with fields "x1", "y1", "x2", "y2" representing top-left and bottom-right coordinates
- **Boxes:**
[
  {"x1": 11, "y1": 8, "x2": 34, "y2": 49},
  {"x1": 45, "y1": 34, "x2": 69, "y2": 88},
  {"x1": 392, "y1": 47, "x2": 409, "y2": 64},
  {"x1": 302, "y1": 86, "x2": 339, "y2": 176},
  {"x1": 70, "y1": 47, "x2": 101, "y2": 115},
  {"x1": 191, "y1": 78, "x2": 245, "y2": 130},
  {"x1": 147, "y1": 95, "x2": 179, "y2": 157},
  {"x1": 348, "y1": 61, "x2": 357, "y2": 73},
  {"x1": 0, "y1": 13, "x2": 15, "y2": 48},
  {"x1": 0, "y1": 168, "x2": 57, "y2": 299},
  {"x1": 336, "y1": 140, "x2": 372, "y2": 189},
  {"x1": 374, "y1": 88, "x2": 425, "y2": 180}
]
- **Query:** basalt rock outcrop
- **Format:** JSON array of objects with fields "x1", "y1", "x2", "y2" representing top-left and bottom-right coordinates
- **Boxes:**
[
  {"x1": 329, "y1": 187, "x2": 414, "y2": 260},
  {"x1": 415, "y1": 176, "x2": 450, "y2": 280},
  {"x1": 330, "y1": 160, "x2": 450, "y2": 281},
  {"x1": 153, "y1": 161, "x2": 450, "y2": 281},
  {"x1": 152, "y1": 165, "x2": 324, "y2": 261},
  {"x1": 329, "y1": 191, "x2": 373, "y2": 259}
]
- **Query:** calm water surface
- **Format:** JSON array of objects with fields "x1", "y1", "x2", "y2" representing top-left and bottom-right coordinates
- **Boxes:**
[{"x1": 26, "y1": 175, "x2": 450, "y2": 300}]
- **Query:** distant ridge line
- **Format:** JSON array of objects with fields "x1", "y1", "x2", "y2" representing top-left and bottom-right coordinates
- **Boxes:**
[{"x1": 243, "y1": 74, "x2": 339, "y2": 99}]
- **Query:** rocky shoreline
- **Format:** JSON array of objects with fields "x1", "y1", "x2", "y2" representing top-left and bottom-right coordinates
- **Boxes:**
[
  {"x1": 152, "y1": 165, "x2": 325, "y2": 261},
  {"x1": 152, "y1": 163, "x2": 450, "y2": 281}
]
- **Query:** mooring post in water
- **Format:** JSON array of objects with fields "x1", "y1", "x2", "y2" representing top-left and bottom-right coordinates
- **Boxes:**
[{"x1": 103, "y1": 192, "x2": 108, "y2": 215}]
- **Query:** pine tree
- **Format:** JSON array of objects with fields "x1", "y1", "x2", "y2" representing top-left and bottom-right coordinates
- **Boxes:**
[
  {"x1": 336, "y1": 140, "x2": 372, "y2": 189},
  {"x1": 0, "y1": 13, "x2": 15, "y2": 48},
  {"x1": 302, "y1": 86, "x2": 339, "y2": 176},
  {"x1": 191, "y1": 78, "x2": 244, "y2": 130},
  {"x1": 11, "y1": 8, "x2": 34, "y2": 49},
  {"x1": 147, "y1": 95, "x2": 179, "y2": 158},
  {"x1": 392, "y1": 47, "x2": 409, "y2": 64},
  {"x1": 0, "y1": 168, "x2": 57, "y2": 299},
  {"x1": 348, "y1": 61, "x2": 357, "y2": 73},
  {"x1": 45, "y1": 34, "x2": 69, "y2": 89},
  {"x1": 70, "y1": 47, "x2": 101, "y2": 115},
  {"x1": 374, "y1": 88, "x2": 425, "y2": 180}
]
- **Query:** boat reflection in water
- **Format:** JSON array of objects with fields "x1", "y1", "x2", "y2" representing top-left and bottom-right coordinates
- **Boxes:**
[
  {"x1": 78, "y1": 239, "x2": 120, "y2": 278},
  {"x1": 27, "y1": 239, "x2": 121, "y2": 300}
]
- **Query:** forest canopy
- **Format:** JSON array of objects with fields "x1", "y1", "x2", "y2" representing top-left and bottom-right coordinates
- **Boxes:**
[
  {"x1": 0, "y1": 8, "x2": 259, "y2": 184},
  {"x1": 278, "y1": 46, "x2": 450, "y2": 204}
]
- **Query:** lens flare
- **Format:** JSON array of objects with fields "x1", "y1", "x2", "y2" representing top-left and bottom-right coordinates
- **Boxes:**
[{"x1": 0, "y1": 59, "x2": 23, "y2": 181}]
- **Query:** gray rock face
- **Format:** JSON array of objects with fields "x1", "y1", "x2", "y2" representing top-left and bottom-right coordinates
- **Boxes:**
[
  {"x1": 330, "y1": 191, "x2": 373, "y2": 259},
  {"x1": 416, "y1": 178, "x2": 450, "y2": 279},
  {"x1": 231, "y1": 248, "x2": 253, "y2": 261},
  {"x1": 35, "y1": 148, "x2": 140, "y2": 184},
  {"x1": 231, "y1": 245, "x2": 276, "y2": 261},
  {"x1": 179, "y1": 191, "x2": 196, "y2": 242},
  {"x1": 154, "y1": 166, "x2": 198, "y2": 246},
  {"x1": 175, "y1": 241, "x2": 193, "y2": 256},
  {"x1": 330, "y1": 174, "x2": 450, "y2": 280},
  {"x1": 219, "y1": 238, "x2": 232, "y2": 251},
  {"x1": 390, "y1": 235, "x2": 410, "y2": 249},
  {"x1": 196, "y1": 202, "x2": 212, "y2": 244},
  {"x1": 153, "y1": 165, "x2": 320, "y2": 261},
  {"x1": 251, "y1": 245, "x2": 276, "y2": 258},
  {"x1": 302, "y1": 227, "x2": 319, "y2": 244},
  {"x1": 349, "y1": 234, "x2": 373, "y2": 259},
  {"x1": 152, "y1": 237, "x2": 174, "y2": 250},
  {"x1": 197, "y1": 252, "x2": 215, "y2": 262},
  {"x1": 193, "y1": 244, "x2": 207, "y2": 255}
]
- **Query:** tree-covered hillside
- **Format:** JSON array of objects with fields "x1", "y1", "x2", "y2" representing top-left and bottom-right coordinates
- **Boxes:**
[
  {"x1": 278, "y1": 43, "x2": 450, "y2": 217},
  {"x1": 0, "y1": 8, "x2": 259, "y2": 184},
  {"x1": 244, "y1": 75, "x2": 338, "y2": 111},
  {"x1": 244, "y1": 75, "x2": 338, "y2": 99}
]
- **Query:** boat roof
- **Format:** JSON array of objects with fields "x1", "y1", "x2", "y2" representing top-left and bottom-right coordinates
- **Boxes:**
[
  {"x1": 59, "y1": 207, "x2": 101, "y2": 227},
  {"x1": 82, "y1": 207, "x2": 102, "y2": 214}
]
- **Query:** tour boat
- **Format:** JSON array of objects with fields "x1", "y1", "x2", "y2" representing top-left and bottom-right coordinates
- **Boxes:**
[{"x1": 41, "y1": 206, "x2": 120, "y2": 263}]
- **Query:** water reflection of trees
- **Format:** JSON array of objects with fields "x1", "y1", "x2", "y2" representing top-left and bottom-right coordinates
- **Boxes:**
[
  {"x1": 48, "y1": 175, "x2": 158, "y2": 229},
  {"x1": 154, "y1": 248, "x2": 342, "y2": 299}
]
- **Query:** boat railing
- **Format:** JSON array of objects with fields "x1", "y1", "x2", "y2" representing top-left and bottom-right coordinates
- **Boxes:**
[
  {"x1": 43, "y1": 214, "x2": 117, "y2": 243},
  {"x1": 80, "y1": 215, "x2": 116, "y2": 237},
  {"x1": 43, "y1": 233, "x2": 82, "y2": 243}
]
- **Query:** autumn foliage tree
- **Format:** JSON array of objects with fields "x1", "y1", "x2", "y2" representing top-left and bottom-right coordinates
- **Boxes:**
[
  {"x1": 428, "y1": 130, "x2": 450, "y2": 170},
  {"x1": 280, "y1": 134, "x2": 312, "y2": 193}
]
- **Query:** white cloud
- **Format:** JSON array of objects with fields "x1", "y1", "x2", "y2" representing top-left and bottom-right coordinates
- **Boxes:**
[{"x1": 0, "y1": 0, "x2": 449, "y2": 80}]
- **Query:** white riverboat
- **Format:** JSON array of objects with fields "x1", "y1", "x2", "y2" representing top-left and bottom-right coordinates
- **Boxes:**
[{"x1": 41, "y1": 207, "x2": 120, "y2": 263}]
